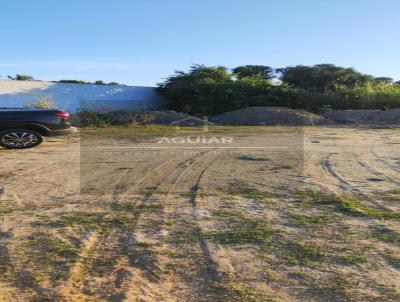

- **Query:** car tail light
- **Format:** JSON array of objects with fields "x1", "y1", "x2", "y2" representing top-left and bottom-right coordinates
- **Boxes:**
[{"x1": 55, "y1": 111, "x2": 70, "y2": 118}]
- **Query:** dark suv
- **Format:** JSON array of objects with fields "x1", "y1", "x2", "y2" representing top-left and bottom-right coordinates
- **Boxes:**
[{"x1": 0, "y1": 108, "x2": 77, "y2": 149}]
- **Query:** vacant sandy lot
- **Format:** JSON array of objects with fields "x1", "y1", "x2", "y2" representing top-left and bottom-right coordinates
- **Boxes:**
[{"x1": 0, "y1": 126, "x2": 399, "y2": 301}]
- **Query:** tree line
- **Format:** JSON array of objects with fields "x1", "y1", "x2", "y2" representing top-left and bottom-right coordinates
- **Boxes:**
[
  {"x1": 157, "y1": 64, "x2": 400, "y2": 115},
  {"x1": 3, "y1": 74, "x2": 122, "y2": 86}
]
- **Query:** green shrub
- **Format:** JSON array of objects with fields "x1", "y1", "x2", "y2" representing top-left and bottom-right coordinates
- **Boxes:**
[
  {"x1": 157, "y1": 64, "x2": 400, "y2": 116},
  {"x1": 27, "y1": 96, "x2": 57, "y2": 109}
]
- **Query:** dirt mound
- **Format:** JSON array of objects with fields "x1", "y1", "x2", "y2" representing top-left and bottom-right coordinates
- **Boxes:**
[
  {"x1": 76, "y1": 107, "x2": 333, "y2": 126},
  {"x1": 210, "y1": 107, "x2": 332, "y2": 125},
  {"x1": 322, "y1": 109, "x2": 400, "y2": 124},
  {"x1": 77, "y1": 109, "x2": 205, "y2": 126},
  {"x1": 371, "y1": 109, "x2": 400, "y2": 124}
]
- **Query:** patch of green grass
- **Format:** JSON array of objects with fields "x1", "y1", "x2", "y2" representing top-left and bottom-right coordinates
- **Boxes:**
[
  {"x1": 210, "y1": 219, "x2": 275, "y2": 245},
  {"x1": 210, "y1": 212, "x2": 329, "y2": 267},
  {"x1": 0, "y1": 254, "x2": 9, "y2": 269},
  {"x1": 23, "y1": 236, "x2": 77, "y2": 260},
  {"x1": 20, "y1": 233, "x2": 78, "y2": 281},
  {"x1": 0, "y1": 203, "x2": 37, "y2": 216},
  {"x1": 291, "y1": 214, "x2": 337, "y2": 227},
  {"x1": 307, "y1": 272, "x2": 352, "y2": 301},
  {"x1": 0, "y1": 207, "x2": 13, "y2": 216},
  {"x1": 292, "y1": 191, "x2": 339, "y2": 204},
  {"x1": 336, "y1": 254, "x2": 367, "y2": 265},
  {"x1": 280, "y1": 240, "x2": 369, "y2": 267},
  {"x1": 94, "y1": 255, "x2": 118, "y2": 267},
  {"x1": 210, "y1": 210, "x2": 331, "y2": 267},
  {"x1": 211, "y1": 283, "x2": 278, "y2": 302},
  {"x1": 293, "y1": 191, "x2": 400, "y2": 220},
  {"x1": 0, "y1": 253, "x2": 12, "y2": 280},
  {"x1": 167, "y1": 208, "x2": 364, "y2": 270},
  {"x1": 81, "y1": 251, "x2": 120, "y2": 277},
  {"x1": 167, "y1": 212, "x2": 277, "y2": 246},
  {"x1": 159, "y1": 248, "x2": 180, "y2": 258},
  {"x1": 164, "y1": 219, "x2": 176, "y2": 227},
  {"x1": 371, "y1": 227, "x2": 400, "y2": 245},
  {"x1": 111, "y1": 202, "x2": 140, "y2": 213},
  {"x1": 33, "y1": 211, "x2": 137, "y2": 232},
  {"x1": 210, "y1": 210, "x2": 278, "y2": 245},
  {"x1": 281, "y1": 241, "x2": 325, "y2": 266},
  {"x1": 111, "y1": 202, "x2": 163, "y2": 214},
  {"x1": 337, "y1": 195, "x2": 400, "y2": 219},
  {"x1": 228, "y1": 182, "x2": 277, "y2": 201},
  {"x1": 166, "y1": 220, "x2": 204, "y2": 244},
  {"x1": 385, "y1": 249, "x2": 400, "y2": 269}
]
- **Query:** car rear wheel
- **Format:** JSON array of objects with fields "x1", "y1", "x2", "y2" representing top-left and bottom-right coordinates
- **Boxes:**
[{"x1": 0, "y1": 129, "x2": 43, "y2": 149}]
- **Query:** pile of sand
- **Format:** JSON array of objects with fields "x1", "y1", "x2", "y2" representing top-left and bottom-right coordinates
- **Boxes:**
[
  {"x1": 322, "y1": 109, "x2": 400, "y2": 124},
  {"x1": 76, "y1": 107, "x2": 333, "y2": 126},
  {"x1": 210, "y1": 107, "x2": 332, "y2": 126}
]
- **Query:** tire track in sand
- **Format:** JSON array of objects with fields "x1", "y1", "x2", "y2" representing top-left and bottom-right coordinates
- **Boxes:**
[
  {"x1": 154, "y1": 149, "x2": 229, "y2": 300},
  {"x1": 122, "y1": 150, "x2": 223, "y2": 301},
  {"x1": 60, "y1": 153, "x2": 214, "y2": 301}
]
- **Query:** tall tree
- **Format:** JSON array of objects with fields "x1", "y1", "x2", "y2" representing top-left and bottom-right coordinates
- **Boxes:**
[
  {"x1": 58, "y1": 79, "x2": 88, "y2": 84},
  {"x1": 277, "y1": 64, "x2": 374, "y2": 91},
  {"x1": 157, "y1": 64, "x2": 294, "y2": 115},
  {"x1": 157, "y1": 65, "x2": 232, "y2": 115},
  {"x1": 375, "y1": 77, "x2": 394, "y2": 84},
  {"x1": 232, "y1": 65, "x2": 273, "y2": 79}
]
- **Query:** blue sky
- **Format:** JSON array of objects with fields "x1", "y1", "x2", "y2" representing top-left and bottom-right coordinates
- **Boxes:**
[{"x1": 0, "y1": 0, "x2": 399, "y2": 86}]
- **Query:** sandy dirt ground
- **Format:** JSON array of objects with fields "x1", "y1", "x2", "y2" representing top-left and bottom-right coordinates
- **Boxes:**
[{"x1": 0, "y1": 126, "x2": 399, "y2": 302}]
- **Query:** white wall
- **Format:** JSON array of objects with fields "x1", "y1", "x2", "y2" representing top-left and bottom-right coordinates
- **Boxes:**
[{"x1": 0, "y1": 80, "x2": 166, "y2": 112}]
